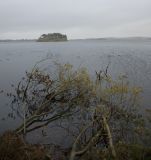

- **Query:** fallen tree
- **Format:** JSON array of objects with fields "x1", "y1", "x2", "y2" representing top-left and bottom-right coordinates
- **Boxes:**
[{"x1": 4, "y1": 60, "x2": 151, "y2": 159}]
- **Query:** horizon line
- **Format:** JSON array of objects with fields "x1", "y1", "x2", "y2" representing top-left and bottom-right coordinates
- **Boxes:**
[{"x1": 0, "y1": 36, "x2": 151, "y2": 41}]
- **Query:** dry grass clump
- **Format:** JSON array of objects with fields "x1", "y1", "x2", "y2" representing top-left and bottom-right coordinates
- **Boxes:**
[{"x1": 0, "y1": 131, "x2": 50, "y2": 160}]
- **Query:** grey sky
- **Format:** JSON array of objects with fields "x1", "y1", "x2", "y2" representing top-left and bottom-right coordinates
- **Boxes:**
[{"x1": 0, "y1": 0, "x2": 151, "y2": 39}]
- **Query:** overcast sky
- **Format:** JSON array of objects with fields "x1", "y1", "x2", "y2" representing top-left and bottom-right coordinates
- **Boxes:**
[{"x1": 0, "y1": 0, "x2": 151, "y2": 39}]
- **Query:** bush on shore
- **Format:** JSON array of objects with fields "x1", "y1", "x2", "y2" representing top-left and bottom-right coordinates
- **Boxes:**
[{"x1": 1, "y1": 61, "x2": 151, "y2": 160}]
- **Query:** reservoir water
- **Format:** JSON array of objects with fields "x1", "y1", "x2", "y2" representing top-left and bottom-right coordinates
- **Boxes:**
[{"x1": 0, "y1": 39, "x2": 151, "y2": 145}]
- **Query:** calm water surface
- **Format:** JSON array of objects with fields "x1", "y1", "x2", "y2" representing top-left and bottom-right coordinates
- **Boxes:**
[{"x1": 0, "y1": 39, "x2": 151, "y2": 145}]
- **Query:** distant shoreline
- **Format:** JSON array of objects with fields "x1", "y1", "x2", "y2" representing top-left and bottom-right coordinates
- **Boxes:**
[
  {"x1": 0, "y1": 37, "x2": 151, "y2": 42},
  {"x1": 0, "y1": 39, "x2": 36, "y2": 42}
]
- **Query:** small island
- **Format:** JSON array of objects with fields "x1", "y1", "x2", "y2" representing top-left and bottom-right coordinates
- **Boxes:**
[{"x1": 37, "y1": 33, "x2": 67, "y2": 42}]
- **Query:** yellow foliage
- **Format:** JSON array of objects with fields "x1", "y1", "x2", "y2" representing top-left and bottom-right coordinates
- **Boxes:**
[
  {"x1": 104, "y1": 84, "x2": 129, "y2": 94},
  {"x1": 131, "y1": 87, "x2": 142, "y2": 95}
]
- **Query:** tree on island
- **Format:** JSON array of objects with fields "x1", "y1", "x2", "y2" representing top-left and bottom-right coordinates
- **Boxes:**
[{"x1": 37, "y1": 33, "x2": 67, "y2": 42}]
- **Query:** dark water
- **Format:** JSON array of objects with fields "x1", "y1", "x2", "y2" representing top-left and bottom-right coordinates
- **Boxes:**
[{"x1": 0, "y1": 39, "x2": 151, "y2": 145}]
